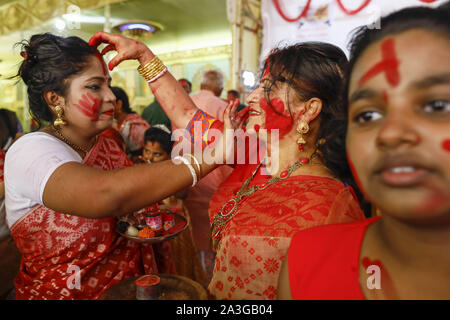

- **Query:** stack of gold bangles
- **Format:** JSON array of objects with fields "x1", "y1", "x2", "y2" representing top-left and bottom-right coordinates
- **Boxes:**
[{"x1": 137, "y1": 56, "x2": 168, "y2": 83}]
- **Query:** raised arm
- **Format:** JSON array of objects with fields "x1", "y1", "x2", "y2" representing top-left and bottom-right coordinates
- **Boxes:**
[{"x1": 89, "y1": 31, "x2": 197, "y2": 129}]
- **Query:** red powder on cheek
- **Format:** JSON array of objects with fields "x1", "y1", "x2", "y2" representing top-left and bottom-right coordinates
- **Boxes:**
[
  {"x1": 358, "y1": 38, "x2": 400, "y2": 88},
  {"x1": 259, "y1": 97, "x2": 293, "y2": 138},
  {"x1": 76, "y1": 93, "x2": 102, "y2": 121},
  {"x1": 416, "y1": 181, "x2": 450, "y2": 215},
  {"x1": 346, "y1": 150, "x2": 369, "y2": 199},
  {"x1": 442, "y1": 139, "x2": 450, "y2": 152}
]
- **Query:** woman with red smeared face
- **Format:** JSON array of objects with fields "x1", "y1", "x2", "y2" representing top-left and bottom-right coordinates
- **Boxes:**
[
  {"x1": 278, "y1": 5, "x2": 450, "y2": 300},
  {"x1": 4, "y1": 34, "x2": 236, "y2": 300}
]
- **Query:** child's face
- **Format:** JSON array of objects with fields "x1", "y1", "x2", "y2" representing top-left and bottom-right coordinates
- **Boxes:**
[
  {"x1": 346, "y1": 29, "x2": 450, "y2": 223},
  {"x1": 142, "y1": 141, "x2": 170, "y2": 163}
]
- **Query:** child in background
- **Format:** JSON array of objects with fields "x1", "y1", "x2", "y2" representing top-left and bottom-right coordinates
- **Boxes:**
[{"x1": 142, "y1": 126, "x2": 208, "y2": 286}]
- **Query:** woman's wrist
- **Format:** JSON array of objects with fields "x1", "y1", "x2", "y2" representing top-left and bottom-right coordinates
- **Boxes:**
[{"x1": 138, "y1": 48, "x2": 155, "y2": 66}]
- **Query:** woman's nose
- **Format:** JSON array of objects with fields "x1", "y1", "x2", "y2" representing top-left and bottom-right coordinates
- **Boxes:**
[
  {"x1": 246, "y1": 87, "x2": 261, "y2": 105},
  {"x1": 376, "y1": 110, "x2": 421, "y2": 150}
]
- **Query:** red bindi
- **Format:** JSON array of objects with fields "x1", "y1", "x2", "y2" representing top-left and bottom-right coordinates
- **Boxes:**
[
  {"x1": 442, "y1": 139, "x2": 450, "y2": 152},
  {"x1": 358, "y1": 38, "x2": 400, "y2": 88},
  {"x1": 382, "y1": 90, "x2": 389, "y2": 104}
]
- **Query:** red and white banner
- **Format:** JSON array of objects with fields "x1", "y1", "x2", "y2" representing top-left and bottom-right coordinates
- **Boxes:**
[{"x1": 261, "y1": 0, "x2": 444, "y2": 62}]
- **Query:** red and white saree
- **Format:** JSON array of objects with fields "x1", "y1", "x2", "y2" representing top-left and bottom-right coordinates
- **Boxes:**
[{"x1": 10, "y1": 135, "x2": 158, "y2": 300}]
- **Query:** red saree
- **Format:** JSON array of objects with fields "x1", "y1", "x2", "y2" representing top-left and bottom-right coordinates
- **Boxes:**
[
  {"x1": 10, "y1": 135, "x2": 158, "y2": 300},
  {"x1": 208, "y1": 165, "x2": 365, "y2": 299}
]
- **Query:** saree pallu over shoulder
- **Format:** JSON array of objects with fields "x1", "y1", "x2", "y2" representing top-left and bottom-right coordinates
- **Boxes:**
[{"x1": 11, "y1": 135, "x2": 158, "y2": 300}]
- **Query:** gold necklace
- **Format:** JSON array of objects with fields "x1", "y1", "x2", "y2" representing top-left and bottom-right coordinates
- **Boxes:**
[
  {"x1": 211, "y1": 159, "x2": 305, "y2": 249},
  {"x1": 51, "y1": 125, "x2": 89, "y2": 156}
]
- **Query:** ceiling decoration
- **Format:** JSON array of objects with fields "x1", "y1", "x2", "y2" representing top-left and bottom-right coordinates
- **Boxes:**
[
  {"x1": 0, "y1": 0, "x2": 127, "y2": 35},
  {"x1": 113, "y1": 20, "x2": 164, "y2": 40}
]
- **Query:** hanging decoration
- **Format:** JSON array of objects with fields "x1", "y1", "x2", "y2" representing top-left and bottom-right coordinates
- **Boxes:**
[
  {"x1": 336, "y1": 0, "x2": 372, "y2": 15},
  {"x1": 273, "y1": 0, "x2": 377, "y2": 21},
  {"x1": 272, "y1": 0, "x2": 312, "y2": 22}
]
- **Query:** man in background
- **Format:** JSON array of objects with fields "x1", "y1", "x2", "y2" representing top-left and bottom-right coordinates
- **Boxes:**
[
  {"x1": 141, "y1": 78, "x2": 192, "y2": 131},
  {"x1": 227, "y1": 89, "x2": 246, "y2": 112},
  {"x1": 187, "y1": 70, "x2": 233, "y2": 282}
]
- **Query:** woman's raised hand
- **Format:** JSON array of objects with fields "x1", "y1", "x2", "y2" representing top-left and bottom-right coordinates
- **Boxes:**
[
  {"x1": 206, "y1": 99, "x2": 248, "y2": 165},
  {"x1": 89, "y1": 31, "x2": 154, "y2": 71},
  {"x1": 228, "y1": 99, "x2": 249, "y2": 130}
]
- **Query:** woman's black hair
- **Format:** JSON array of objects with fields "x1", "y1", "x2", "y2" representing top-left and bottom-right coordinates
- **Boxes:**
[
  {"x1": 0, "y1": 109, "x2": 19, "y2": 149},
  {"x1": 111, "y1": 86, "x2": 134, "y2": 114},
  {"x1": 15, "y1": 33, "x2": 97, "y2": 128},
  {"x1": 144, "y1": 126, "x2": 173, "y2": 155},
  {"x1": 264, "y1": 42, "x2": 355, "y2": 191}
]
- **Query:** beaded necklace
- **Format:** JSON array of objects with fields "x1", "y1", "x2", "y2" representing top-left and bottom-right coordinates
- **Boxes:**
[
  {"x1": 211, "y1": 158, "x2": 305, "y2": 249},
  {"x1": 51, "y1": 125, "x2": 90, "y2": 157}
]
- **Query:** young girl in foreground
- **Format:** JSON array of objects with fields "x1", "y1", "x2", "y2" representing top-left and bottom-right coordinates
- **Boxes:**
[{"x1": 278, "y1": 5, "x2": 450, "y2": 299}]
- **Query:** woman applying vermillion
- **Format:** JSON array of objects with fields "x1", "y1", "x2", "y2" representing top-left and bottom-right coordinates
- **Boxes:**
[{"x1": 4, "y1": 33, "x2": 235, "y2": 300}]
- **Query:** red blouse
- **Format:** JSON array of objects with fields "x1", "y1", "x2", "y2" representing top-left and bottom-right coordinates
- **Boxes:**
[{"x1": 288, "y1": 216, "x2": 381, "y2": 300}]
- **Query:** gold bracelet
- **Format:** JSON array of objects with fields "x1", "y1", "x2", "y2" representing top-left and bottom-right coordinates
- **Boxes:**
[{"x1": 137, "y1": 56, "x2": 166, "y2": 82}]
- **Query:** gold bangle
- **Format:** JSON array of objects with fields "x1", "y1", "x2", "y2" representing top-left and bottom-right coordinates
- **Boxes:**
[
  {"x1": 137, "y1": 56, "x2": 166, "y2": 81},
  {"x1": 140, "y1": 64, "x2": 166, "y2": 80}
]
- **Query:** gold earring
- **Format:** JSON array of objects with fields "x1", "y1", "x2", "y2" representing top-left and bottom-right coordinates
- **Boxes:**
[
  {"x1": 54, "y1": 105, "x2": 66, "y2": 127},
  {"x1": 296, "y1": 121, "x2": 309, "y2": 150}
]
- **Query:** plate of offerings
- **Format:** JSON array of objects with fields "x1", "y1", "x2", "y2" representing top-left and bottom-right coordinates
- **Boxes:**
[{"x1": 116, "y1": 205, "x2": 188, "y2": 244}]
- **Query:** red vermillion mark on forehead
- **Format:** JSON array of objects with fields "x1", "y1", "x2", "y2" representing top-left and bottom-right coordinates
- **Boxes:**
[
  {"x1": 262, "y1": 57, "x2": 271, "y2": 79},
  {"x1": 358, "y1": 38, "x2": 400, "y2": 88},
  {"x1": 442, "y1": 139, "x2": 450, "y2": 152},
  {"x1": 95, "y1": 51, "x2": 108, "y2": 77},
  {"x1": 382, "y1": 90, "x2": 389, "y2": 104},
  {"x1": 76, "y1": 93, "x2": 102, "y2": 121},
  {"x1": 262, "y1": 65, "x2": 270, "y2": 79}
]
